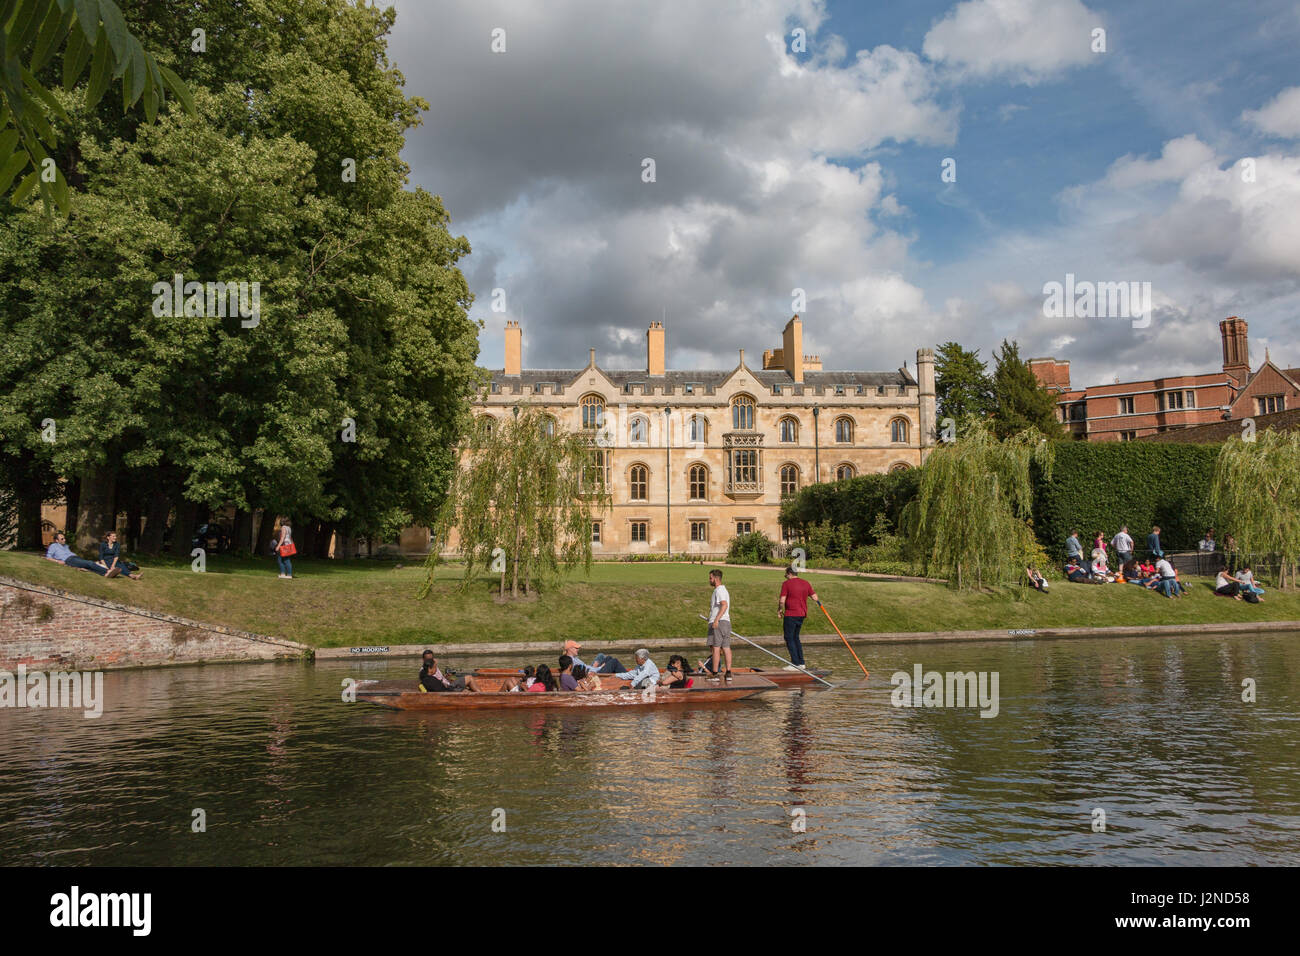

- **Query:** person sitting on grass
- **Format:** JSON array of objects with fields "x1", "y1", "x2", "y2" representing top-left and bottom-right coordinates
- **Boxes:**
[
  {"x1": 418, "y1": 651, "x2": 482, "y2": 692},
  {"x1": 1064, "y1": 560, "x2": 1090, "y2": 583},
  {"x1": 658, "y1": 654, "x2": 694, "y2": 688},
  {"x1": 1214, "y1": 570, "x2": 1249, "y2": 601},
  {"x1": 98, "y1": 531, "x2": 143, "y2": 580},
  {"x1": 1089, "y1": 548, "x2": 1112, "y2": 582},
  {"x1": 1234, "y1": 565, "x2": 1265, "y2": 601},
  {"x1": 1154, "y1": 558, "x2": 1184, "y2": 598},
  {"x1": 1025, "y1": 567, "x2": 1049, "y2": 592},
  {"x1": 44, "y1": 532, "x2": 119, "y2": 578}
]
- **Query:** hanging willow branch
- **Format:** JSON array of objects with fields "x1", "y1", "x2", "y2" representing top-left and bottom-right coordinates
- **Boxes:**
[
  {"x1": 1209, "y1": 429, "x2": 1300, "y2": 589},
  {"x1": 418, "y1": 406, "x2": 611, "y2": 599},
  {"x1": 904, "y1": 420, "x2": 1054, "y2": 589}
]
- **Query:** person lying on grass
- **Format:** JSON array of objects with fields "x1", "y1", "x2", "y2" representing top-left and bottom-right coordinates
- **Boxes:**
[{"x1": 44, "y1": 532, "x2": 119, "y2": 578}]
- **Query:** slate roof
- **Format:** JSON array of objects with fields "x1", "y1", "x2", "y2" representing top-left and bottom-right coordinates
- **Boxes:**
[
  {"x1": 488, "y1": 364, "x2": 914, "y2": 396},
  {"x1": 1139, "y1": 407, "x2": 1300, "y2": 443}
]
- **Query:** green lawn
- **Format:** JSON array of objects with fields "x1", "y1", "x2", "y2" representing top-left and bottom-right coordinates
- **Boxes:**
[{"x1": 4, "y1": 549, "x2": 1298, "y2": 647}]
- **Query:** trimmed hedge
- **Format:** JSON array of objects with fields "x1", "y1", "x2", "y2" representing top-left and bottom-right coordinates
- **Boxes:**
[
  {"x1": 1031, "y1": 442, "x2": 1219, "y2": 558},
  {"x1": 778, "y1": 468, "x2": 920, "y2": 546}
]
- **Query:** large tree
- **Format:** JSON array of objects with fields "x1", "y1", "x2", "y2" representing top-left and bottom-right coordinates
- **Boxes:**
[
  {"x1": 1210, "y1": 429, "x2": 1300, "y2": 589},
  {"x1": 905, "y1": 419, "x2": 1054, "y2": 589},
  {"x1": 990, "y1": 340, "x2": 1064, "y2": 441},
  {"x1": 423, "y1": 409, "x2": 611, "y2": 600},
  {"x1": 0, "y1": 0, "x2": 481, "y2": 553},
  {"x1": 934, "y1": 341, "x2": 994, "y2": 430}
]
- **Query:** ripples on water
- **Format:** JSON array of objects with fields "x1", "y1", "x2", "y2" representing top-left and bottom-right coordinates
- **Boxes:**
[{"x1": 1, "y1": 634, "x2": 1297, "y2": 865}]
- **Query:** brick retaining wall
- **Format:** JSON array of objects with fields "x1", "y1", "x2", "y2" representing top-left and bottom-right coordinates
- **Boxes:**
[{"x1": 0, "y1": 575, "x2": 310, "y2": 670}]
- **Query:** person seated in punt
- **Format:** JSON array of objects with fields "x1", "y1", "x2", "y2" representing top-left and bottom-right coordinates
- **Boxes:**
[
  {"x1": 419, "y1": 651, "x2": 482, "y2": 692},
  {"x1": 528, "y1": 664, "x2": 558, "y2": 692},
  {"x1": 591, "y1": 653, "x2": 625, "y2": 674},
  {"x1": 557, "y1": 655, "x2": 580, "y2": 691},
  {"x1": 615, "y1": 649, "x2": 660, "y2": 688},
  {"x1": 658, "y1": 655, "x2": 694, "y2": 689},
  {"x1": 561, "y1": 640, "x2": 588, "y2": 670},
  {"x1": 572, "y1": 664, "x2": 601, "y2": 691},
  {"x1": 503, "y1": 665, "x2": 537, "y2": 692}
]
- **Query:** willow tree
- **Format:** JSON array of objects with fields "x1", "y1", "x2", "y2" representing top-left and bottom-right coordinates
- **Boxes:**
[
  {"x1": 905, "y1": 420, "x2": 1054, "y2": 589},
  {"x1": 1210, "y1": 429, "x2": 1300, "y2": 589},
  {"x1": 420, "y1": 407, "x2": 611, "y2": 599}
]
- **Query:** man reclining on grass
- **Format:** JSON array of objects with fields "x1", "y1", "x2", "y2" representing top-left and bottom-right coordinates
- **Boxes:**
[{"x1": 44, "y1": 532, "x2": 119, "y2": 578}]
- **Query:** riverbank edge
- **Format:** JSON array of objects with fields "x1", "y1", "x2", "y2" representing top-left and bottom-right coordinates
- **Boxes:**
[{"x1": 318, "y1": 619, "x2": 1300, "y2": 662}]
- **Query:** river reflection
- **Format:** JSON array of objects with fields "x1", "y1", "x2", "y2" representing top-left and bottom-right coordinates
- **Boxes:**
[{"x1": 1, "y1": 634, "x2": 1297, "y2": 865}]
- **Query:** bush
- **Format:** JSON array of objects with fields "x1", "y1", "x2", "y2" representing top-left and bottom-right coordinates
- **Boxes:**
[
  {"x1": 1032, "y1": 442, "x2": 1219, "y2": 559},
  {"x1": 727, "y1": 530, "x2": 775, "y2": 564},
  {"x1": 779, "y1": 468, "x2": 920, "y2": 548}
]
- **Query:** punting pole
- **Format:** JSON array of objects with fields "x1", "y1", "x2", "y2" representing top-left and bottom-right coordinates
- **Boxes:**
[
  {"x1": 698, "y1": 614, "x2": 835, "y2": 688},
  {"x1": 816, "y1": 599, "x2": 869, "y2": 681}
]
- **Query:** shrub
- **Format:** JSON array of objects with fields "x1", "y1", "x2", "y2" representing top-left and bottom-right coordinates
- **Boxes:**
[
  {"x1": 779, "y1": 468, "x2": 920, "y2": 548},
  {"x1": 727, "y1": 530, "x2": 775, "y2": 564}
]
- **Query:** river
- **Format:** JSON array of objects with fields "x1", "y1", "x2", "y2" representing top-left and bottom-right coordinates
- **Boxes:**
[{"x1": 2, "y1": 633, "x2": 1297, "y2": 865}]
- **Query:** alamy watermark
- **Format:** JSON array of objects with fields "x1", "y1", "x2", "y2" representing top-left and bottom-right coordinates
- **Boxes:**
[
  {"x1": 151, "y1": 273, "x2": 261, "y2": 327},
  {"x1": 890, "y1": 663, "x2": 999, "y2": 718},
  {"x1": 0, "y1": 666, "x2": 103, "y2": 718},
  {"x1": 1042, "y1": 273, "x2": 1151, "y2": 328}
]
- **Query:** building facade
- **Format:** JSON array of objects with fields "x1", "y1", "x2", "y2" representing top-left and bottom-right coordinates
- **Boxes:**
[
  {"x1": 438, "y1": 316, "x2": 936, "y2": 556},
  {"x1": 1029, "y1": 317, "x2": 1294, "y2": 441}
]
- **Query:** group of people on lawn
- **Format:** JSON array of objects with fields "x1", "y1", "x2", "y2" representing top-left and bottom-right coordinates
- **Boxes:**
[{"x1": 1057, "y1": 525, "x2": 1265, "y2": 601}]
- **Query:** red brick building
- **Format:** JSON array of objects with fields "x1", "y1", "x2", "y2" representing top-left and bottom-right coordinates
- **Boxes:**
[{"x1": 1029, "y1": 317, "x2": 1292, "y2": 441}]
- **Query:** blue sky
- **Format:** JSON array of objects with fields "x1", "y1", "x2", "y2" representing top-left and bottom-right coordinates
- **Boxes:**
[{"x1": 389, "y1": 0, "x2": 1300, "y2": 388}]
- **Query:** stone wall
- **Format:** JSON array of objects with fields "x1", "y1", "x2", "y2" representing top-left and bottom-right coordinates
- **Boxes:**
[{"x1": 0, "y1": 575, "x2": 311, "y2": 670}]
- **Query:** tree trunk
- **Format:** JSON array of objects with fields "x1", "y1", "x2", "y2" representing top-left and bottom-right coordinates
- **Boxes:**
[
  {"x1": 253, "y1": 509, "x2": 276, "y2": 559},
  {"x1": 170, "y1": 499, "x2": 198, "y2": 557},
  {"x1": 74, "y1": 466, "x2": 117, "y2": 553},
  {"x1": 125, "y1": 500, "x2": 142, "y2": 553},
  {"x1": 139, "y1": 492, "x2": 170, "y2": 554},
  {"x1": 16, "y1": 483, "x2": 43, "y2": 550},
  {"x1": 233, "y1": 508, "x2": 254, "y2": 555},
  {"x1": 315, "y1": 522, "x2": 335, "y2": 559},
  {"x1": 63, "y1": 477, "x2": 80, "y2": 539}
]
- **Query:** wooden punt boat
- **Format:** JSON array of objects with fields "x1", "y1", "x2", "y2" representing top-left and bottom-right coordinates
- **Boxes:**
[
  {"x1": 471, "y1": 665, "x2": 831, "y2": 689},
  {"x1": 354, "y1": 674, "x2": 777, "y2": 711}
]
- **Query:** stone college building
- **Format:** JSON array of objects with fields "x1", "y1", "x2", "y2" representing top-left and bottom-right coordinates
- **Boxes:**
[{"x1": 458, "y1": 316, "x2": 936, "y2": 557}]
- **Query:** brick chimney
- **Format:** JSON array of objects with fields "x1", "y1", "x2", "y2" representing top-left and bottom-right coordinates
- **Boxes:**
[
  {"x1": 1220, "y1": 316, "x2": 1249, "y2": 384},
  {"x1": 781, "y1": 315, "x2": 804, "y2": 383},
  {"x1": 647, "y1": 321, "x2": 665, "y2": 376},
  {"x1": 504, "y1": 321, "x2": 522, "y2": 375}
]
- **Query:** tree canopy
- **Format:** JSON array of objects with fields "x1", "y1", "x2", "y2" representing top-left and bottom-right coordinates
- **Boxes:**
[
  {"x1": 934, "y1": 340, "x2": 994, "y2": 429},
  {"x1": 0, "y1": 0, "x2": 481, "y2": 555},
  {"x1": 1210, "y1": 430, "x2": 1300, "y2": 589},
  {"x1": 990, "y1": 339, "x2": 1064, "y2": 440}
]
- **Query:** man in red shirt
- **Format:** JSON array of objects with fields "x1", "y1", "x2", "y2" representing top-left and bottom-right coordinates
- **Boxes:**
[{"x1": 777, "y1": 567, "x2": 818, "y2": 670}]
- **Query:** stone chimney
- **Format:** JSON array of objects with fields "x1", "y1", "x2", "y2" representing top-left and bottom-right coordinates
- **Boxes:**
[
  {"x1": 647, "y1": 321, "x2": 666, "y2": 376},
  {"x1": 1220, "y1": 316, "x2": 1250, "y2": 384},
  {"x1": 782, "y1": 315, "x2": 804, "y2": 383},
  {"x1": 504, "y1": 321, "x2": 522, "y2": 375},
  {"x1": 916, "y1": 347, "x2": 936, "y2": 452}
]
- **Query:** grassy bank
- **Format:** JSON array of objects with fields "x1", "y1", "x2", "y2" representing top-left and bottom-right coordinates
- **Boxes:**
[{"x1": 3, "y1": 550, "x2": 1298, "y2": 647}]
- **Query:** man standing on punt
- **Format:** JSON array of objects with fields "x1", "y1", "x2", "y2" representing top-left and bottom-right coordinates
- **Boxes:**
[
  {"x1": 706, "y1": 569, "x2": 733, "y2": 682},
  {"x1": 777, "y1": 566, "x2": 817, "y2": 671}
]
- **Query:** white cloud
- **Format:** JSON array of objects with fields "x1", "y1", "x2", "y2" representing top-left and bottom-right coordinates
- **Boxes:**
[
  {"x1": 1242, "y1": 86, "x2": 1300, "y2": 138},
  {"x1": 922, "y1": 0, "x2": 1103, "y2": 84},
  {"x1": 1098, "y1": 134, "x2": 1220, "y2": 189}
]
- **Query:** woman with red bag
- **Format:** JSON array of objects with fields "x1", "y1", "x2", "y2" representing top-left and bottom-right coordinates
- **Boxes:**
[{"x1": 275, "y1": 516, "x2": 296, "y2": 579}]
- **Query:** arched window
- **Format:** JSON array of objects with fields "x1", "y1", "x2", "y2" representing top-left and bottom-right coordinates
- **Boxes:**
[
  {"x1": 780, "y1": 464, "x2": 800, "y2": 498},
  {"x1": 580, "y1": 395, "x2": 604, "y2": 430},
  {"x1": 889, "y1": 462, "x2": 911, "y2": 473},
  {"x1": 778, "y1": 417, "x2": 798, "y2": 443},
  {"x1": 834, "y1": 417, "x2": 854, "y2": 443},
  {"x1": 890, "y1": 417, "x2": 909, "y2": 443},
  {"x1": 541, "y1": 415, "x2": 556, "y2": 437},
  {"x1": 689, "y1": 464, "x2": 708, "y2": 501},
  {"x1": 629, "y1": 464, "x2": 648, "y2": 501},
  {"x1": 629, "y1": 416, "x2": 648, "y2": 444},
  {"x1": 835, "y1": 463, "x2": 855, "y2": 481},
  {"x1": 687, "y1": 415, "x2": 707, "y2": 444},
  {"x1": 731, "y1": 395, "x2": 755, "y2": 430},
  {"x1": 479, "y1": 416, "x2": 496, "y2": 438}
]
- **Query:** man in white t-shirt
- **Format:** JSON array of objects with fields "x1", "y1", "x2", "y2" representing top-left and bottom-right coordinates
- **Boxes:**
[
  {"x1": 1111, "y1": 526, "x2": 1134, "y2": 567},
  {"x1": 1154, "y1": 558, "x2": 1183, "y2": 598},
  {"x1": 706, "y1": 569, "x2": 733, "y2": 681}
]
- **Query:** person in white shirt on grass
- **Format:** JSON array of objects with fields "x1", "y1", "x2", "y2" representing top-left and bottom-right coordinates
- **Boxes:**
[{"x1": 1111, "y1": 526, "x2": 1134, "y2": 567}]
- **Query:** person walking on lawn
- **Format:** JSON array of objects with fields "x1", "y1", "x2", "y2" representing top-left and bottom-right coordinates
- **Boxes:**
[{"x1": 777, "y1": 566, "x2": 818, "y2": 670}]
